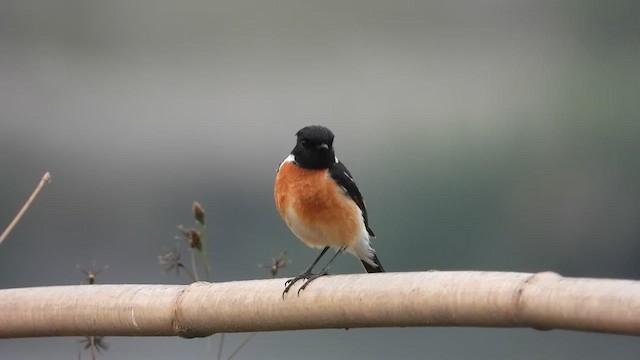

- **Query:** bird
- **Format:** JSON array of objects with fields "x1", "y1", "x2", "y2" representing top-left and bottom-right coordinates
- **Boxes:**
[{"x1": 274, "y1": 125, "x2": 384, "y2": 296}]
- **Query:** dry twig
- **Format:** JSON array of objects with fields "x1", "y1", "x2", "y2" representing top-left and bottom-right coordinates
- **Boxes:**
[{"x1": 0, "y1": 172, "x2": 51, "y2": 246}]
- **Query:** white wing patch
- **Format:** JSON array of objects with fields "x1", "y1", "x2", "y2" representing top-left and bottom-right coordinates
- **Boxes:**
[{"x1": 343, "y1": 171, "x2": 354, "y2": 182}]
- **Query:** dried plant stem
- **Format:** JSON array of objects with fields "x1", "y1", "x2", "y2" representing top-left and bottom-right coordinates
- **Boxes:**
[
  {"x1": 199, "y1": 225, "x2": 212, "y2": 280},
  {"x1": 89, "y1": 336, "x2": 97, "y2": 360},
  {"x1": 227, "y1": 333, "x2": 256, "y2": 360},
  {"x1": 189, "y1": 249, "x2": 200, "y2": 282},
  {"x1": 217, "y1": 333, "x2": 225, "y2": 360},
  {"x1": 180, "y1": 264, "x2": 197, "y2": 283},
  {"x1": 0, "y1": 172, "x2": 51, "y2": 246}
]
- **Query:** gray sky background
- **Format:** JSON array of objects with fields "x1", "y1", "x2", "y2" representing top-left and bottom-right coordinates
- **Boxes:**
[{"x1": 1, "y1": 1, "x2": 640, "y2": 359}]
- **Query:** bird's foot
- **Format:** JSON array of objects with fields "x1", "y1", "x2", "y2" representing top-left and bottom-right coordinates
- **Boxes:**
[
  {"x1": 282, "y1": 269, "x2": 329, "y2": 298},
  {"x1": 282, "y1": 272, "x2": 311, "y2": 298},
  {"x1": 297, "y1": 269, "x2": 329, "y2": 294}
]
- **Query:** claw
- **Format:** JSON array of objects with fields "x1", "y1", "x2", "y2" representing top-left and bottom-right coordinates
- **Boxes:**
[
  {"x1": 282, "y1": 270, "x2": 330, "y2": 298},
  {"x1": 297, "y1": 270, "x2": 329, "y2": 295},
  {"x1": 282, "y1": 272, "x2": 311, "y2": 299}
]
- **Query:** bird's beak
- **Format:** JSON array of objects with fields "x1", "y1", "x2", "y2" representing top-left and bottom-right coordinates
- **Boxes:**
[{"x1": 317, "y1": 143, "x2": 329, "y2": 150}]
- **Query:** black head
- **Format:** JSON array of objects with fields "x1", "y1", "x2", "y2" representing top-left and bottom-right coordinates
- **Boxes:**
[{"x1": 291, "y1": 125, "x2": 336, "y2": 169}]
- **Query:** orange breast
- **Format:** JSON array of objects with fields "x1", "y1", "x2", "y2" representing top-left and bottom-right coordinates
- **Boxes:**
[{"x1": 274, "y1": 161, "x2": 362, "y2": 248}]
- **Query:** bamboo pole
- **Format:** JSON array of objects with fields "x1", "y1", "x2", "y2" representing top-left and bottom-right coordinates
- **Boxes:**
[{"x1": 0, "y1": 271, "x2": 638, "y2": 338}]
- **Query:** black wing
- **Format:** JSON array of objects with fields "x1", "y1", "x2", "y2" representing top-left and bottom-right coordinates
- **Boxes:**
[{"x1": 328, "y1": 161, "x2": 375, "y2": 237}]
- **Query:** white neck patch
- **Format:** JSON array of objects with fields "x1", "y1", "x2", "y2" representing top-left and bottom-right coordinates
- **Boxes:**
[{"x1": 277, "y1": 154, "x2": 296, "y2": 172}]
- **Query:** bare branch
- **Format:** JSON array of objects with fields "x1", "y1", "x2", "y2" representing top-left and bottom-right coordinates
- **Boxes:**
[
  {"x1": 0, "y1": 271, "x2": 638, "y2": 338},
  {"x1": 0, "y1": 172, "x2": 51, "y2": 245}
]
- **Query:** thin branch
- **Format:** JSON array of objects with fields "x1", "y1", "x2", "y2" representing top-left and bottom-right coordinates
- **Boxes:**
[
  {"x1": 0, "y1": 172, "x2": 51, "y2": 246},
  {"x1": 227, "y1": 333, "x2": 255, "y2": 360},
  {"x1": 0, "y1": 271, "x2": 639, "y2": 338}
]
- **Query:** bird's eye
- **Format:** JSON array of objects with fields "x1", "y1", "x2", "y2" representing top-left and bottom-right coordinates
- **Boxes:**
[{"x1": 300, "y1": 139, "x2": 309, "y2": 148}]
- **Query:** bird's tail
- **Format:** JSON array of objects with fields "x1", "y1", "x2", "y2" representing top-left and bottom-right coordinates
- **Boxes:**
[{"x1": 361, "y1": 253, "x2": 385, "y2": 273}]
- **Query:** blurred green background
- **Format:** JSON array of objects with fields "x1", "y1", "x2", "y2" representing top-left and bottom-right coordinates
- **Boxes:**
[{"x1": 1, "y1": 1, "x2": 640, "y2": 359}]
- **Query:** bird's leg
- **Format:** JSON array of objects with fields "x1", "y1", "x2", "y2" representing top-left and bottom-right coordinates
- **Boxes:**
[
  {"x1": 283, "y1": 246, "x2": 330, "y2": 298},
  {"x1": 297, "y1": 247, "x2": 346, "y2": 294}
]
